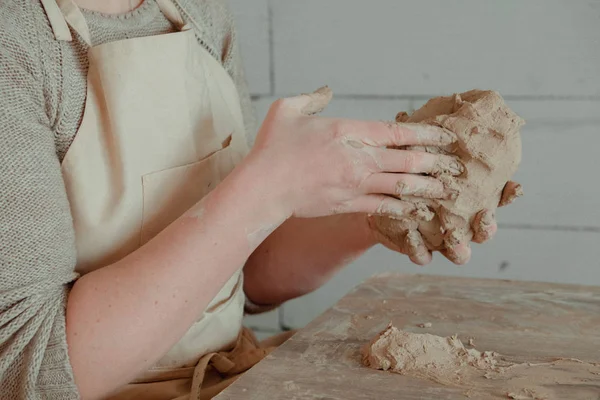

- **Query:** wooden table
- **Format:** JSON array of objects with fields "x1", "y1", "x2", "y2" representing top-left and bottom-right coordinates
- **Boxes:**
[{"x1": 215, "y1": 274, "x2": 600, "y2": 399}]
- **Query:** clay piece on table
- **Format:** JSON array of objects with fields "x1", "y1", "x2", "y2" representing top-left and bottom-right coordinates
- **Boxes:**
[
  {"x1": 371, "y1": 90, "x2": 524, "y2": 262},
  {"x1": 362, "y1": 324, "x2": 600, "y2": 399},
  {"x1": 361, "y1": 323, "x2": 498, "y2": 385}
]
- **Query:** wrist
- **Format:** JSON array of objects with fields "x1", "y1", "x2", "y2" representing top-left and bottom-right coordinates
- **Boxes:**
[
  {"x1": 236, "y1": 151, "x2": 295, "y2": 220},
  {"x1": 209, "y1": 153, "x2": 293, "y2": 250}
]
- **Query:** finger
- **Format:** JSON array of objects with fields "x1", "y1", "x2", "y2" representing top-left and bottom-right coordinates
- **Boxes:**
[
  {"x1": 347, "y1": 120, "x2": 457, "y2": 148},
  {"x1": 347, "y1": 196, "x2": 435, "y2": 221},
  {"x1": 367, "y1": 216, "x2": 430, "y2": 264},
  {"x1": 362, "y1": 173, "x2": 454, "y2": 200},
  {"x1": 442, "y1": 242, "x2": 472, "y2": 265},
  {"x1": 375, "y1": 148, "x2": 465, "y2": 176},
  {"x1": 395, "y1": 112, "x2": 410, "y2": 123},
  {"x1": 404, "y1": 230, "x2": 433, "y2": 266},
  {"x1": 498, "y1": 181, "x2": 523, "y2": 207},
  {"x1": 367, "y1": 215, "x2": 405, "y2": 253},
  {"x1": 442, "y1": 229, "x2": 472, "y2": 265},
  {"x1": 281, "y1": 86, "x2": 333, "y2": 116},
  {"x1": 472, "y1": 209, "x2": 497, "y2": 243}
]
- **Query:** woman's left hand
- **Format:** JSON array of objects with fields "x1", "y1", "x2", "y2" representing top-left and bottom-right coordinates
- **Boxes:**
[{"x1": 365, "y1": 209, "x2": 498, "y2": 266}]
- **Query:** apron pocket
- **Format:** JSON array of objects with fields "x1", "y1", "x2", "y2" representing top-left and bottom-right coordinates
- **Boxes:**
[{"x1": 141, "y1": 143, "x2": 233, "y2": 245}]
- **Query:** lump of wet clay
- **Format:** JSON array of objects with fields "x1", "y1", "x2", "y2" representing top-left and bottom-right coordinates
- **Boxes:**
[
  {"x1": 372, "y1": 90, "x2": 524, "y2": 261},
  {"x1": 362, "y1": 324, "x2": 498, "y2": 381},
  {"x1": 362, "y1": 324, "x2": 600, "y2": 399}
]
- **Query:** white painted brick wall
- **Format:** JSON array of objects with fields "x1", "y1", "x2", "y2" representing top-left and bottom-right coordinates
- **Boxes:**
[
  {"x1": 271, "y1": 0, "x2": 600, "y2": 97},
  {"x1": 229, "y1": 0, "x2": 600, "y2": 333},
  {"x1": 228, "y1": 0, "x2": 271, "y2": 95}
]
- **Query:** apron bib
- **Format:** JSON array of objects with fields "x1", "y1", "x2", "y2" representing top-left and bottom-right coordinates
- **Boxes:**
[{"x1": 40, "y1": 0, "x2": 292, "y2": 398}]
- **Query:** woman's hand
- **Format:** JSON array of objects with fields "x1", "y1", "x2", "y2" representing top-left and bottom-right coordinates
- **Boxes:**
[
  {"x1": 367, "y1": 208, "x2": 498, "y2": 266},
  {"x1": 246, "y1": 87, "x2": 463, "y2": 221},
  {"x1": 244, "y1": 87, "x2": 499, "y2": 306}
]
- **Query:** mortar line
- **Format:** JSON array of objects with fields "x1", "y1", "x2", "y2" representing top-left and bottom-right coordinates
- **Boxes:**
[
  {"x1": 498, "y1": 223, "x2": 600, "y2": 233},
  {"x1": 246, "y1": 326, "x2": 281, "y2": 334},
  {"x1": 277, "y1": 304, "x2": 283, "y2": 328},
  {"x1": 278, "y1": 306, "x2": 293, "y2": 331},
  {"x1": 250, "y1": 93, "x2": 600, "y2": 102},
  {"x1": 407, "y1": 96, "x2": 416, "y2": 112},
  {"x1": 267, "y1": 1, "x2": 275, "y2": 96}
]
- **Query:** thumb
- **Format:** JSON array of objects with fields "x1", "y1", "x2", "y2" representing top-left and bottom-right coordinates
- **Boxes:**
[
  {"x1": 283, "y1": 86, "x2": 333, "y2": 116},
  {"x1": 499, "y1": 181, "x2": 523, "y2": 207}
]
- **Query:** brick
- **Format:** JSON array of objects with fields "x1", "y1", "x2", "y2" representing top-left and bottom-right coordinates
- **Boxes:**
[
  {"x1": 228, "y1": 0, "x2": 271, "y2": 95},
  {"x1": 271, "y1": 0, "x2": 600, "y2": 97},
  {"x1": 252, "y1": 96, "x2": 412, "y2": 123}
]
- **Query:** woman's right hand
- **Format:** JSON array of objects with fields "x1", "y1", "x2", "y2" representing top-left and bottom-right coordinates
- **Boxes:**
[{"x1": 247, "y1": 87, "x2": 464, "y2": 220}]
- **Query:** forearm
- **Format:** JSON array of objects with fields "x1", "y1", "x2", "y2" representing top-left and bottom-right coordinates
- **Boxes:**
[
  {"x1": 243, "y1": 213, "x2": 376, "y2": 306},
  {"x1": 66, "y1": 159, "x2": 287, "y2": 400}
]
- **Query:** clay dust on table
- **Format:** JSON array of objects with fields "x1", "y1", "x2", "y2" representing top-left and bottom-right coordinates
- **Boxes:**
[
  {"x1": 362, "y1": 324, "x2": 600, "y2": 399},
  {"x1": 372, "y1": 90, "x2": 524, "y2": 263}
]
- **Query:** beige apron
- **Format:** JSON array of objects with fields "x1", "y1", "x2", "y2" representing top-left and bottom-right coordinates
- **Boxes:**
[{"x1": 41, "y1": 0, "x2": 293, "y2": 398}]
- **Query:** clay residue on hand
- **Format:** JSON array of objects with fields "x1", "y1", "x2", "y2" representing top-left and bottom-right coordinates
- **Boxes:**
[
  {"x1": 362, "y1": 324, "x2": 600, "y2": 399},
  {"x1": 499, "y1": 180, "x2": 524, "y2": 207},
  {"x1": 299, "y1": 86, "x2": 333, "y2": 115},
  {"x1": 373, "y1": 90, "x2": 524, "y2": 255}
]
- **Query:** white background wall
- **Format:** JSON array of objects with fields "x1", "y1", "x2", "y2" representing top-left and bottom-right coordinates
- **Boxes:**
[{"x1": 229, "y1": 0, "x2": 600, "y2": 337}]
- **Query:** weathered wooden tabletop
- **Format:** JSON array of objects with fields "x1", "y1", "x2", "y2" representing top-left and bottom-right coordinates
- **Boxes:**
[{"x1": 215, "y1": 273, "x2": 600, "y2": 399}]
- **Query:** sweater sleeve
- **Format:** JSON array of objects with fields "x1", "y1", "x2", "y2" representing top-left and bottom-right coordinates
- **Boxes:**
[
  {"x1": 219, "y1": 2, "x2": 259, "y2": 145},
  {"x1": 0, "y1": 3, "x2": 80, "y2": 399}
]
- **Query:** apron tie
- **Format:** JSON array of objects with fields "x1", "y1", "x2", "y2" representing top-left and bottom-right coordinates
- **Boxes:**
[{"x1": 188, "y1": 327, "x2": 277, "y2": 400}]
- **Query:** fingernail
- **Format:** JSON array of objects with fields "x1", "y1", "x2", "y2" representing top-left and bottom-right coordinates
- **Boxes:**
[
  {"x1": 378, "y1": 203, "x2": 405, "y2": 220},
  {"x1": 395, "y1": 181, "x2": 409, "y2": 197},
  {"x1": 445, "y1": 187, "x2": 459, "y2": 200},
  {"x1": 499, "y1": 181, "x2": 523, "y2": 207},
  {"x1": 449, "y1": 159, "x2": 465, "y2": 175},
  {"x1": 441, "y1": 129, "x2": 457, "y2": 145},
  {"x1": 433, "y1": 157, "x2": 465, "y2": 177},
  {"x1": 386, "y1": 213, "x2": 403, "y2": 220},
  {"x1": 446, "y1": 247, "x2": 470, "y2": 265},
  {"x1": 405, "y1": 230, "x2": 421, "y2": 247},
  {"x1": 411, "y1": 203, "x2": 434, "y2": 221},
  {"x1": 405, "y1": 230, "x2": 432, "y2": 266},
  {"x1": 480, "y1": 210, "x2": 494, "y2": 226},
  {"x1": 396, "y1": 112, "x2": 410, "y2": 123},
  {"x1": 444, "y1": 228, "x2": 462, "y2": 247}
]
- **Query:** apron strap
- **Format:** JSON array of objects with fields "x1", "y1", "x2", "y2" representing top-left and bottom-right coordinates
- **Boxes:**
[
  {"x1": 155, "y1": 0, "x2": 187, "y2": 30},
  {"x1": 42, "y1": 0, "x2": 190, "y2": 45},
  {"x1": 46, "y1": 0, "x2": 92, "y2": 46},
  {"x1": 40, "y1": 0, "x2": 73, "y2": 41}
]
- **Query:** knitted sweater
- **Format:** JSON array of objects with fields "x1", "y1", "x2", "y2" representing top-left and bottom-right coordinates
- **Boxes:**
[{"x1": 0, "y1": 1, "x2": 256, "y2": 398}]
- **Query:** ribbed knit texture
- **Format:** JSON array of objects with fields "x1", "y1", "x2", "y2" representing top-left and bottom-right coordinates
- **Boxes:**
[{"x1": 0, "y1": 1, "x2": 256, "y2": 398}]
